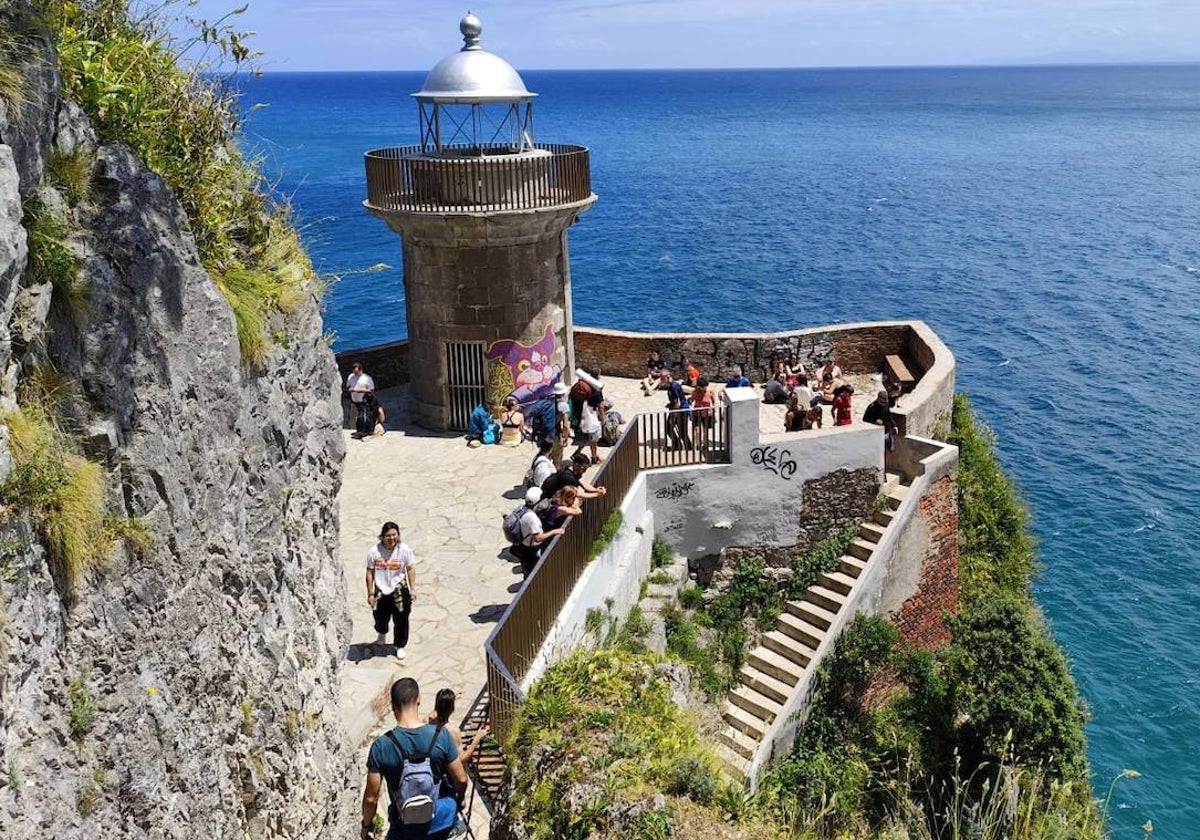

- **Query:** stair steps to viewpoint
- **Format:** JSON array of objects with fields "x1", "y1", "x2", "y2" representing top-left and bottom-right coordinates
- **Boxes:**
[{"x1": 713, "y1": 473, "x2": 914, "y2": 784}]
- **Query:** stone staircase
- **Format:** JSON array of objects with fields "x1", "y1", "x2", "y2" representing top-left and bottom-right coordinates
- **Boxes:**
[{"x1": 714, "y1": 471, "x2": 910, "y2": 784}]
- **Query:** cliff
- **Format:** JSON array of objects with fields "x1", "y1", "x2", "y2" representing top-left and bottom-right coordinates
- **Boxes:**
[{"x1": 0, "y1": 5, "x2": 355, "y2": 837}]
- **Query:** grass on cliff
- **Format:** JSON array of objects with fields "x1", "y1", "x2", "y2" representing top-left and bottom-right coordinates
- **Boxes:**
[
  {"x1": 38, "y1": 0, "x2": 317, "y2": 366},
  {"x1": 22, "y1": 192, "x2": 88, "y2": 311}
]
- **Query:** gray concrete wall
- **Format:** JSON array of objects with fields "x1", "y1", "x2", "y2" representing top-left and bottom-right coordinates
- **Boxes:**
[
  {"x1": 894, "y1": 321, "x2": 955, "y2": 439},
  {"x1": 646, "y1": 388, "x2": 884, "y2": 560}
]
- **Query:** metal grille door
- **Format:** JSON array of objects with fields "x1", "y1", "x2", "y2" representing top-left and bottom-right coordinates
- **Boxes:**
[{"x1": 446, "y1": 341, "x2": 487, "y2": 430}]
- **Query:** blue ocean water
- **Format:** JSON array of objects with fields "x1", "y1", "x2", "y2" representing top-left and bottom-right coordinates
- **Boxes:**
[{"x1": 241, "y1": 66, "x2": 1200, "y2": 837}]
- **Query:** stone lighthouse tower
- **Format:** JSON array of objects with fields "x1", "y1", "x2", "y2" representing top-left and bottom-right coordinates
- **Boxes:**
[{"x1": 364, "y1": 13, "x2": 596, "y2": 430}]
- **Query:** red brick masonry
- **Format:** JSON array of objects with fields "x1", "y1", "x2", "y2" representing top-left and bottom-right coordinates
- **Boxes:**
[{"x1": 894, "y1": 474, "x2": 959, "y2": 650}]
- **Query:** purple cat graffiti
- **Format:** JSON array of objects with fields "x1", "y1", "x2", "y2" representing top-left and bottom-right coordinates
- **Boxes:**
[{"x1": 484, "y1": 326, "x2": 562, "y2": 405}]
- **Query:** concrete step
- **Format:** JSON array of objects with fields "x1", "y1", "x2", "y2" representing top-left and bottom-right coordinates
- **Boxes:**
[
  {"x1": 723, "y1": 701, "x2": 768, "y2": 738},
  {"x1": 785, "y1": 599, "x2": 837, "y2": 630},
  {"x1": 729, "y1": 685, "x2": 784, "y2": 724},
  {"x1": 847, "y1": 538, "x2": 876, "y2": 561},
  {"x1": 760, "y1": 630, "x2": 816, "y2": 667},
  {"x1": 806, "y1": 584, "x2": 846, "y2": 614},
  {"x1": 719, "y1": 725, "x2": 758, "y2": 760},
  {"x1": 739, "y1": 664, "x2": 796, "y2": 704},
  {"x1": 882, "y1": 471, "x2": 903, "y2": 494},
  {"x1": 716, "y1": 743, "x2": 750, "y2": 784},
  {"x1": 873, "y1": 508, "x2": 895, "y2": 527},
  {"x1": 818, "y1": 569, "x2": 858, "y2": 596},
  {"x1": 777, "y1": 610, "x2": 826, "y2": 648},
  {"x1": 746, "y1": 645, "x2": 806, "y2": 684},
  {"x1": 839, "y1": 554, "x2": 867, "y2": 577},
  {"x1": 886, "y1": 483, "x2": 912, "y2": 508},
  {"x1": 858, "y1": 521, "x2": 887, "y2": 543}
]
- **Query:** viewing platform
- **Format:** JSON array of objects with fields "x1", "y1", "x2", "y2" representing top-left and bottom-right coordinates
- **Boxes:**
[{"x1": 364, "y1": 143, "x2": 593, "y2": 214}]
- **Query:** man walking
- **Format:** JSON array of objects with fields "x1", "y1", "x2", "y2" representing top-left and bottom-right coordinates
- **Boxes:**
[
  {"x1": 347, "y1": 361, "x2": 376, "y2": 405},
  {"x1": 366, "y1": 522, "x2": 416, "y2": 661},
  {"x1": 361, "y1": 678, "x2": 468, "y2": 840}
]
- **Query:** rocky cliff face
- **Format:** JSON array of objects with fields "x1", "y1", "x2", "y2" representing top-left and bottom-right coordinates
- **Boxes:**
[{"x1": 0, "y1": 13, "x2": 355, "y2": 839}]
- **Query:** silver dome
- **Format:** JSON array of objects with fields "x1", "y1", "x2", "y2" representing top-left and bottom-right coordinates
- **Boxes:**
[{"x1": 415, "y1": 13, "x2": 535, "y2": 104}]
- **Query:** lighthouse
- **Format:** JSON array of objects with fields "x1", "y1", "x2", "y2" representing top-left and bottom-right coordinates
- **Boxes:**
[{"x1": 364, "y1": 13, "x2": 596, "y2": 431}]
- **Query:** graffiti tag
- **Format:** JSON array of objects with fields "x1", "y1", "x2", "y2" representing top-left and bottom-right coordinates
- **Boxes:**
[
  {"x1": 749, "y1": 445, "x2": 798, "y2": 481},
  {"x1": 654, "y1": 481, "x2": 695, "y2": 501}
]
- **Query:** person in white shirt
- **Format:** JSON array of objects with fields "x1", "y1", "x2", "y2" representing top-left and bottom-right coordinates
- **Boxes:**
[
  {"x1": 513, "y1": 487, "x2": 564, "y2": 579},
  {"x1": 346, "y1": 362, "x2": 375, "y2": 405},
  {"x1": 365, "y1": 521, "x2": 416, "y2": 660}
]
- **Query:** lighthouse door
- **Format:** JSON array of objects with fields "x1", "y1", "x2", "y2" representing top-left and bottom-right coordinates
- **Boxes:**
[{"x1": 445, "y1": 341, "x2": 487, "y2": 430}]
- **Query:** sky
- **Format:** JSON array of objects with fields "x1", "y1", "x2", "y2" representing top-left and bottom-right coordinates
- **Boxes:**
[{"x1": 177, "y1": 0, "x2": 1200, "y2": 71}]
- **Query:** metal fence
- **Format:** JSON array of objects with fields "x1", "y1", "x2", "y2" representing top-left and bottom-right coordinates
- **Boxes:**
[
  {"x1": 636, "y1": 404, "x2": 729, "y2": 470},
  {"x1": 364, "y1": 143, "x2": 592, "y2": 213},
  {"x1": 483, "y1": 420, "x2": 641, "y2": 741}
]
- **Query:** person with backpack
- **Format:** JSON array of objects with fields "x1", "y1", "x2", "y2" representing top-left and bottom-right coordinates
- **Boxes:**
[
  {"x1": 507, "y1": 487, "x2": 566, "y2": 578},
  {"x1": 354, "y1": 393, "x2": 386, "y2": 439},
  {"x1": 523, "y1": 439, "x2": 557, "y2": 491},
  {"x1": 529, "y1": 382, "x2": 570, "y2": 466},
  {"x1": 361, "y1": 678, "x2": 468, "y2": 840}
]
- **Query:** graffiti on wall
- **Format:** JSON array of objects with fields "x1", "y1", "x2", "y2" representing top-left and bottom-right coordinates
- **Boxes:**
[
  {"x1": 760, "y1": 333, "x2": 835, "y2": 371},
  {"x1": 750, "y1": 445, "x2": 798, "y2": 480},
  {"x1": 654, "y1": 481, "x2": 695, "y2": 501},
  {"x1": 485, "y1": 325, "x2": 562, "y2": 407}
]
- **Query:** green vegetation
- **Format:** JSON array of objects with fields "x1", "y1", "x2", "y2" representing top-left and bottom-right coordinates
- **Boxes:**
[
  {"x1": 67, "y1": 671, "x2": 96, "y2": 740},
  {"x1": 585, "y1": 606, "x2": 606, "y2": 634},
  {"x1": 589, "y1": 509, "x2": 624, "y2": 561},
  {"x1": 45, "y1": 149, "x2": 94, "y2": 206},
  {"x1": 38, "y1": 0, "x2": 319, "y2": 365},
  {"x1": 651, "y1": 535, "x2": 673, "y2": 569},
  {"x1": 0, "y1": 3, "x2": 36, "y2": 113},
  {"x1": 1, "y1": 405, "x2": 109, "y2": 595},
  {"x1": 102, "y1": 515, "x2": 152, "y2": 559},
  {"x1": 21, "y1": 194, "x2": 87, "y2": 311}
]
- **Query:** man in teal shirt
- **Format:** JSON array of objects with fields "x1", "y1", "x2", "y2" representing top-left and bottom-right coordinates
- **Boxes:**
[{"x1": 361, "y1": 678, "x2": 469, "y2": 840}]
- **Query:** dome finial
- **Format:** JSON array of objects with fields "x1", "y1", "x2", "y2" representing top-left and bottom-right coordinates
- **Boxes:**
[{"x1": 460, "y1": 12, "x2": 482, "y2": 51}]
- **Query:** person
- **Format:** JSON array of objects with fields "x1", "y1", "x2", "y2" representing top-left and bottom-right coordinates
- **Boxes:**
[
  {"x1": 366, "y1": 522, "x2": 416, "y2": 661},
  {"x1": 793, "y1": 374, "x2": 816, "y2": 409},
  {"x1": 498, "y1": 396, "x2": 524, "y2": 447},
  {"x1": 816, "y1": 358, "x2": 842, "y2": 386},
  {"x1": 804, "y1": 404, "x2": 824, "y2": 430},
  {"x1": 664, "y1": 370, "x2": 692, "y2": 451},
  {"x1": 818, "y1": 371, "x2": 839, "y2": 404},
  {"x1": 784, "y1": 393, "x2": 807, "y2": 432},
  {"x1": 762, "y1": 372, "x2": 789, "y2": 405},
  {"x1": 725, "y1": 366, "x2": 750, "y2": 388},
  {"x1": 784, "y1": 354, "x2": 808, "y2": 388},
  {"x1": 690, "y1": 377, "x2": 715, "y2": 450},
  {"x1": 347, "y1": 362, "x2": 375, "y2": 406},
  {"x1": 575, "y1": 385, "x2": 605, "y2": 464},
  {"x1": 361, "y1": 678, "x2": 468, "y2": 840},
  {"x1": 684, "y1": 359, "x2": 701, "y2": 389},
  {"x1": 513, "y1": 486, "x2": 566, "y2": 578},
  {"x1": 354, "y1": 393, "x2": 386, "y2": 439},
  {"x1": 427, "y1": 688, "x2": 491, "y2": 770},
  {"x1": 466, "y1": 403, "x2": 499, "y2": 447},
  {"x1": 863, "y1": 388, "x2": 900, "y2": 450},
  {"x1": 525, "y1": 438, "x2": 557, "y2": 490},
  {"x1": 541, "y1": 451, "x2": 608, "y2": 502},
  {"x1": 832, "y1": 384, "x2": 854, "y2": 427},
  {"x1": 538, "y1": 485, "x2": 582, "y2": 531},
  {"x1": 641, "y1": 350, "x2": 666, "y2": 395},
  {"x1": 568, "y1": 377, "x2": 595, "y2": 433},
  {"x1": 552, "y1": 381, "x2": 571, "y2": 466}
]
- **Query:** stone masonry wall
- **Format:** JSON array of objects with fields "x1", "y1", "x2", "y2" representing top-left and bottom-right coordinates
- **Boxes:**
[{"x1": 893, "y1": 473, "x2": 959, "y2": 650}]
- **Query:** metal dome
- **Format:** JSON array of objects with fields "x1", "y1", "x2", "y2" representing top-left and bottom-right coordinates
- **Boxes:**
[{"x1": 415, "y1": 13, "x2": 535, "y2": 104}]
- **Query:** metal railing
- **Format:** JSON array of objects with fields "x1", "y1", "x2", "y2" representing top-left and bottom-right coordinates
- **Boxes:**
[
  {"x1": 364, "y1": 143, "x2": 592, "y2": 213},
  {"x1": 637, "y1": 405, "x2": 729, "y2": 470},
  {"x1": 484, "y1": 420, "x2": 641, "y2": 741}
]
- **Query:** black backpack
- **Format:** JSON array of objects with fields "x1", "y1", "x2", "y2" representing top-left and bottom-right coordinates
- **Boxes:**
[{"x1": 355, "y1": 399, "x2": 376, "y2": 435}]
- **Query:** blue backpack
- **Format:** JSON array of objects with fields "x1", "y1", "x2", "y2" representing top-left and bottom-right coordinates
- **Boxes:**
[{"x1": 529, "y1": 398, "x2": 557, "y2": 443}]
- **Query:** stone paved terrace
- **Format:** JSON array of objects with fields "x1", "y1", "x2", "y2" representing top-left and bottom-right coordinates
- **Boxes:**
[{"x1": 336, "y1": 372, "x2": 896, "y2": 832}]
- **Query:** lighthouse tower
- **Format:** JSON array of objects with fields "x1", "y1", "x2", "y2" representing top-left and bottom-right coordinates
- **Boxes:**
[{"x1": 364, "y1": 13, "x2": 596, "y2": 431}]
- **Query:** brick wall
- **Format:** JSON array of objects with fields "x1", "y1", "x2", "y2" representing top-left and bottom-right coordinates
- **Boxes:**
[{"x1": 893, "y1": 474, "x2": 958, "y2": 650}]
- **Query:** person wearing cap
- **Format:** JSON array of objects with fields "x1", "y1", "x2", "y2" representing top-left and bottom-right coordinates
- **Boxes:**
[
  {"x1": 513, "y1": 486, "x2": 566, "y2": 578},
  {"x1": 863, "y1": 388, "x2": 899, "y2": 450},
  {"x1": 550, "y1": 381, "x2": 571, "y2": 467}
]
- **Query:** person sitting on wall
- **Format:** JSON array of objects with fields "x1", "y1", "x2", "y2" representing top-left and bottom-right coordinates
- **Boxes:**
[
  {"x1": 725, "y1": 366, "x2": 750, "y2": 388},
  {"x1": 498, "y1": 396, "x2": 525, "y2": 447},
  {"x1": 762, "y1": 372, "x2": 790, "y2": 405},
  {"x1": 863, "y1": 388, "x2": 900, "y2": 450},
  {"x1": 832, "y1": 384, "x2": 854, "y2": 427},
  {"x1": 641, "y1": 350, "x2": 666, "y2": 395}
]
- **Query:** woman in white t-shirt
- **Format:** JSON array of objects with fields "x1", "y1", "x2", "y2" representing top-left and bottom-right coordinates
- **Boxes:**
[{"x1": 365, "y1": 521, "x2": 416, "y2": 660}]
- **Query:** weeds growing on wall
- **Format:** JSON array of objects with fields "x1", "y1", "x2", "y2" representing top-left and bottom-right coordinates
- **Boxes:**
[
  {"x1": 22, "y1": 194, "x2": 87, "y2": 311},
  {"x1": 0, "y1": 3, "x2": 37, "y2": 112},
  {"x1": 37, "y1": 0, "x2": 317, "y2": 365}
]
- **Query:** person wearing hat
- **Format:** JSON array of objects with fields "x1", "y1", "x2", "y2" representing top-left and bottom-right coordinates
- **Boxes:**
[
  {"x1": 513, "y1": 486, "x2": 566, "y2": 578},
  {"x1": 863, "y1": 388, "x2": 899, "y2": 450},
  {"x1": 550, "y1": 381, "x2": 571, "y2": 467}
]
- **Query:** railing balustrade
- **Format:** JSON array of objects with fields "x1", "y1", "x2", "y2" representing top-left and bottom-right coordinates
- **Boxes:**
[
  {"x1": 364, "y1": 143, "x2": 592, "y2": 213},
  {"x1": 637, "y1": 405, "x2": 729, "y2": 469}
]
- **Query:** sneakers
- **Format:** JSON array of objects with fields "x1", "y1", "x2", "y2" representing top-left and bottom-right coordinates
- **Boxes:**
[
  {"x1": 395, "y1": 647, "x2": 407, "y2": 661},
  {"x1": 374, "y1": 633, "x2": 387, "y2": 646}
]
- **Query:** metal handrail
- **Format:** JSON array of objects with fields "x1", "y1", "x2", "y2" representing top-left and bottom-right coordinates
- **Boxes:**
[
  {"x1": 364, "y1": 143, "x2": 592, "y2": 213},
  {"x1": 636, "y1": 404, "x2": 729, "y2": 470}
]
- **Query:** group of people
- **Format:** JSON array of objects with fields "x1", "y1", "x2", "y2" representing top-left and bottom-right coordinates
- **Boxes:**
[
  {"x1": 640, "y1": 352, "x2": 722, "y2": 451},
  {"x1": 347, "y1": 362, "x2": 386, "y2": 439}
]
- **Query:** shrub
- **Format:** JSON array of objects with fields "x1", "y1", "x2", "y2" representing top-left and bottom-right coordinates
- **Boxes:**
[
  {"x1": 22, "y1": 194, "x2": 87, "y2": 311},
  {"x1": 677, "y1": 584, "x2": 702, "y2": 610},
  {"x1": 785, "y1": 522, "x2": 858, "y2": 602},
  {"x1": 650, "y1": 535, "x2": 673, "y2": 568},
  {"x1": 45, "y1": 149, "x2": 94, "y2": 206},
  {"x1": 67, "y1": 671, "x2": 96, "y2": 739},
  {"x1": 40, "y1": 0, "x2": 318, "y2": 365},
  {"x1": 589, "y1": 508, "x2": 623, "y2": 561}
]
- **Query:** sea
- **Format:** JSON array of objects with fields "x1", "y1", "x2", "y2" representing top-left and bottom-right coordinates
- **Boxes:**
[{"x1": 239, "y1": 66, "x2": 1200, "y2": 838}]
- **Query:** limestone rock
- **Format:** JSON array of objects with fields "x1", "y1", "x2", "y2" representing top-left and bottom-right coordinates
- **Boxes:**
[{"x1": 0, "y1": 147, "x2": 26, "y2": 392}]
